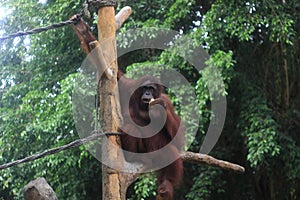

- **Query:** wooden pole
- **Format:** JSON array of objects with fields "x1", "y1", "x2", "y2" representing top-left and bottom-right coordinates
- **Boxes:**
[{"x1": 97, "y1": 6, "x2": 123, "y2": 200}]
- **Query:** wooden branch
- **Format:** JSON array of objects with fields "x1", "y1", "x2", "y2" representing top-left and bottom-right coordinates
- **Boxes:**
[
  {"x1": 118, "y1": 152, "x2": 246, "y2": 199},
  {"x1": 182, "y1": 151, "x2": 245, "y2": 174},
  {"x1": 117, "y1": 152, "x2": 245, "y2": 195},
  {"x1": 116, "y1": 6, "x2": 132, "y2": 30}
]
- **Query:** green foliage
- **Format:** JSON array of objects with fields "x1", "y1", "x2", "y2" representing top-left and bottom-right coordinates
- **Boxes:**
[
  {"x1": 201, "y1": 50, "x2": 235, "y2": 97},
  {"x1": 129, "y1": 174, "x2": 157, "y2": 200},
  {"x1": 0, "y1": 0, "x2": 300, "y2": 199},
  {"x1": 0, "y1": 0, "x2": 102, "y2": 199},
  {"x1": 186, "y1": 168, "x2": 225, "y2": 200},
  {"x1": 238, "y1": 86, "x2": 280, "y2": 167},
  {"x1": 202, "y1": 0, "x2": 297, "y2": 51},
  {"x1": 164, "y1": 0, "x2": 196, "y2": 30}
]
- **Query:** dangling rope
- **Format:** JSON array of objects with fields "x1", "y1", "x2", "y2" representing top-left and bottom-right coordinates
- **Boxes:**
[{"x1": 0, "y1": 11, "x2": 84, "y2": 41}]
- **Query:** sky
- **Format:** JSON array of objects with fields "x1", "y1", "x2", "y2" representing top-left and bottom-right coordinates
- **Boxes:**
[
  {"x1": 0, "y1": 7, "x2": 4, "y2": 35},
  {"x1": 0, "y1": 0, "x2": 47, "y2": 19},
  {"x1": 0, "y1": 7, "x2": 4, "y2": 19}
]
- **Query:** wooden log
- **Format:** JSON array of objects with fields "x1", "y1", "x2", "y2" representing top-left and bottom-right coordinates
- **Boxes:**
[
  {"x1": 24, "y1": 178, "x2": 58, "y2": 200},
  {"x1": 97, "y1": 6, "x2": 124, "y2": 200}
]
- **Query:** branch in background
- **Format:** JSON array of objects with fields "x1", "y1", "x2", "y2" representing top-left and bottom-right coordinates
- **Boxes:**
[
  {"x1": 115, "y1": 151, "x2": 245, "y2": 191},
  {"x1": 182, "y1": 151, "x2": 245, "y2": 174}
]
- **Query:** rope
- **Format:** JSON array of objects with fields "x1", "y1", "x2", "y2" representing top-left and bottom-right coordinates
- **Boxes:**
[
  {"x1": 0, "y1": 11, "x2": 84, "y2": 41},
  {"x1": 0, "y1": 131, "x2": 121, "y2": 170},
  {"x1": 0, "y1": 1, "x2": 118, "y2": 40}
]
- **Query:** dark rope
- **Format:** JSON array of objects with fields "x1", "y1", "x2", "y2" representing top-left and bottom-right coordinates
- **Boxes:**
[
  {"x1": 0, "y1": 11, "x2": 84, "y2": 41},
  {"x1": 0, "y1": 131, "x2": 121, "y2": 170}
]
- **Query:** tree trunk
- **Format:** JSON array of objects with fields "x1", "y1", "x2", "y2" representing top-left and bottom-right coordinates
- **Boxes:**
[{"x1": 97, "y1": 6, "x2": 123, "y2": 200}]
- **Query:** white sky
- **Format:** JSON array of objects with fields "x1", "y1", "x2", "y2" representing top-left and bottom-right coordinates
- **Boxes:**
[
  {"x1": 0, "y1": 7, "x2": 4, "y2": 35},
  {"x1": 39, "y1": 0, "x2": 47, "y2": 4},
  {"x1": 0, "y1": 0, "x2": 47, "y2": 18},
  {"x1": 0, "y1": 7, "x2": 5, "y2": 19}
]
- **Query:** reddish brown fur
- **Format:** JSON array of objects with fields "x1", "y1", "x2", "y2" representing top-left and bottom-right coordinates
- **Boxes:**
[
  {"x1": 118, "y1": 72, "x2": 184, "y2": 200},
  {"x1": 71, "y1": 16, "x2": 97, "y2": 54}
]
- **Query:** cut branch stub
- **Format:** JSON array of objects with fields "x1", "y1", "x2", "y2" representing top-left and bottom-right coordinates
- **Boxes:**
[{"x1": 116, "y1": 6, "x2": 132, "y2": 30}]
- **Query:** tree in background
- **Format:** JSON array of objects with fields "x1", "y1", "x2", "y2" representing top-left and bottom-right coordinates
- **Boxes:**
[{"x1": 0, "y1": 0, "x2": 299, "y2": 199}]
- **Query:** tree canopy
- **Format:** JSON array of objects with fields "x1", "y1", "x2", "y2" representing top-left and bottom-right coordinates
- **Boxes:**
[{"x1": 0, "y1": 0, "x2": 299, "y2": 199}]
